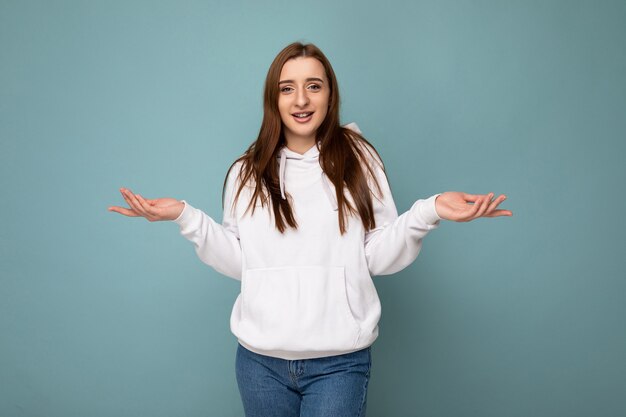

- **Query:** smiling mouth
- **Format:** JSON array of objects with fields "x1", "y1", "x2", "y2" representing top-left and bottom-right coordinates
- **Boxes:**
[{"x1": 292, "y1": 112, "x2": 314, "y2": 119}]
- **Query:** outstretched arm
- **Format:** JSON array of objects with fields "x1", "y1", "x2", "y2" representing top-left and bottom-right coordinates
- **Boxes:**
[
  {"x1": 362, "y1": 162, "x2": 511, "y2": 277},
  {"x1": 362, "y1": 162, "x2": 442, "y2": 276},
  {"x1": 108, "y1": 164, "x2": 243, "y2": 280},
  {"x1": 170, "y1": 164, "x2": 243, "y2": 280},
  {"x1": 171, "y1": 198, "x2": 242, "y2": 280}
]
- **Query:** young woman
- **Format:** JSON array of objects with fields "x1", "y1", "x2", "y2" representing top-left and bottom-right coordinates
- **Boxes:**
[{"x1": 109, "y1": 42, "x2": 512, "y2": 417}]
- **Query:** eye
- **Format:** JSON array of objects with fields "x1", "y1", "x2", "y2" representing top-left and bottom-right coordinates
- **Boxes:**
[
  {"x1": 308, "y1": 84, "x2": 321, "y2": 91},
  {"x1": 280, "y1": 86, "x2": 294, "y2": 93}
]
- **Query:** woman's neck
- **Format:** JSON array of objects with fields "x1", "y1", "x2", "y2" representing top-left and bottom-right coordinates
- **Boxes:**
[{"x1": 284, "y1": 137, "x2": 316, "y2": 155}]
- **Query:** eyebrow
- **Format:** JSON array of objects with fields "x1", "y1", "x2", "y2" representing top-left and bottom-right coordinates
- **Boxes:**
[{"x1": 278, "y1": 77, "x2": 324, "y2": 85}]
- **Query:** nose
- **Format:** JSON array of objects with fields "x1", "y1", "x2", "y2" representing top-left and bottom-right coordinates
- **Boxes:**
[{"x1": 295, "y1": 87, "x2": 309, "y2": 108}]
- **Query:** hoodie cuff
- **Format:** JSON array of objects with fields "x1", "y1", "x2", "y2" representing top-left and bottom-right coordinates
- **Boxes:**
[
  {"x1": 172, "y1": 200, "x2": 191, "y2": 225},
  {"x1": 417, "y1": 193, "x2": 442, "y2": 225}
]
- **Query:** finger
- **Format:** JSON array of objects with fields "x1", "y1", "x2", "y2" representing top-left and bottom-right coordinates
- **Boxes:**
[
  {"x1": 485, "y1": 194, "x2": 506, "y2": 215},
  {"x1": 108, "y1": 206, "x2": 140, "y2": 217},
  {"x1": 484, "y1": 209, "x2": 513, "y2": 217},
  {"x1": 475, "y1": 193, "x2": 494, "y2": 219},
  {"x1": 459, "y1": 195, "x2": 483, "y2": 222},
  {"x1": 135, "y1": 194, "x2": 159, "y2": 218},
  {"x1": 121, "y1": 189, "x2": 150, "y2": 217},
  {"x1": 472, "y1": 195, "x2": 487, "y2": 214},
  {"x1": 119, "y1": 189, "x2": 137, "y2": 212}
]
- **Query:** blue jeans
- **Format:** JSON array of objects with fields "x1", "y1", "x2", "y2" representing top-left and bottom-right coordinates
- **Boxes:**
[{"x1": 235, "y1": 343, "x2": 372, "y2": 417}]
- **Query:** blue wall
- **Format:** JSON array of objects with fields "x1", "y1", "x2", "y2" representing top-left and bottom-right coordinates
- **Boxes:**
[{"x1": 1, "y1": 1, "x2": 625, "y2": 416}]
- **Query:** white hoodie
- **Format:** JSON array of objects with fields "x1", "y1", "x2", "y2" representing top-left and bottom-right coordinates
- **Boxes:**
[{"x1": 172, "y1": 123, "x2": 442, "y2": 360}]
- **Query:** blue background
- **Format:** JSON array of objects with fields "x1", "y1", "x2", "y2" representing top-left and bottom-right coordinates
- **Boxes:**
[{"x1": 1, "y1": 1, "x2": 625, "y2": 416}]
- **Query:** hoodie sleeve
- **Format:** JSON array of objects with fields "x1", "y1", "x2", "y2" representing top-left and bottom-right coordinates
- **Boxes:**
[
  {"x1": 171, "y1": 163, "x2": 242, "y2": 280},
  {"x1": 361, "y1": 147, "x2": 442, "y2": 276}
]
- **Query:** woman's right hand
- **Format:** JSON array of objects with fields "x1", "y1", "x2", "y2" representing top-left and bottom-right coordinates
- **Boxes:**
[{"x1": 108, "y1": 188, "x2": 184, "y2": 222}]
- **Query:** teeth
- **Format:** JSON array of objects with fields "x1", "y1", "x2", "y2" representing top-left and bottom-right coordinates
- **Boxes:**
[{"x1": 294, "y1": 112, "x2": 312, "y2": 117}]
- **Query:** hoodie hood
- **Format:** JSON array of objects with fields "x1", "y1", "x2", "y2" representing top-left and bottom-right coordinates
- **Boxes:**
[
  {"x1": 277, "y1": 140, "x2": 338, "y2": 210},
  {"x1": 276, "y1": 122, "x2": 362, "y2": 211}
]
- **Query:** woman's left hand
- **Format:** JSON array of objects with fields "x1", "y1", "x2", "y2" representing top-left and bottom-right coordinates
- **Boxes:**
[{"x1": 435, "y1": 191, "x2": 512, "y2": 222}]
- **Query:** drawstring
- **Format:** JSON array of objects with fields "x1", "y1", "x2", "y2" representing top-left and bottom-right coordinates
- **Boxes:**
[
  {"x1": 277, "y1": 146, "x2": 338, "y2": 211},
  {"x1": 279, "y1": 151, "x2": 287, "y2": 199},
  {"x1": 278, "y1": 122, "x2": 359, "y2": 210}
]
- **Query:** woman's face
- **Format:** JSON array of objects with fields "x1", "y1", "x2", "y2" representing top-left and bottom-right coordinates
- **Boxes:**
[{"x1": 277, "y1": 57, "x2": 330, "y2": 146}]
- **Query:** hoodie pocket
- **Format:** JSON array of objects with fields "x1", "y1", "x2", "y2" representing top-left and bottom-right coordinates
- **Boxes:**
[{"x1": 239, "y1": 265, "x2": 361, "y2": 352}]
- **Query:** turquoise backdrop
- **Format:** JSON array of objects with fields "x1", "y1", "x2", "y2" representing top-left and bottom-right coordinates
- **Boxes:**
[{"x1": 1, "y1": 1, "x2": 625, "y2": 416}]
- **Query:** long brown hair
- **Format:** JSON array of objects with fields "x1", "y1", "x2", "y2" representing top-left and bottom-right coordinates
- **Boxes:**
[{"x1": 223, "y1": 41, "x2": 387, "y2": 235}]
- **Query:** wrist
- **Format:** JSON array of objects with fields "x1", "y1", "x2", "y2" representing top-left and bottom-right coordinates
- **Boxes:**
[
  {"x1": 418, "y1": 194, "x2": 442, "y2": 225},
  {"x1": 172, "y1": 200, "x2": 187, "y2": 222}
]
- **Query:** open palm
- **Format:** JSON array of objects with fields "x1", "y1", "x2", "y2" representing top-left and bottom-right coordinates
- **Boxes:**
[
  {"x1": 108, "y1": 188, "x2": 184, "y2": 221},
  {"x1": 435, "y1": 191, "x2": 512, "y2": 222}
]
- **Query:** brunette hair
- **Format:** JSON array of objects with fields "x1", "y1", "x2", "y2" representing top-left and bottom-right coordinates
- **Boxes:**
[{"x1": 223, "y1": 41, "x2": 386, "y2": 235}]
